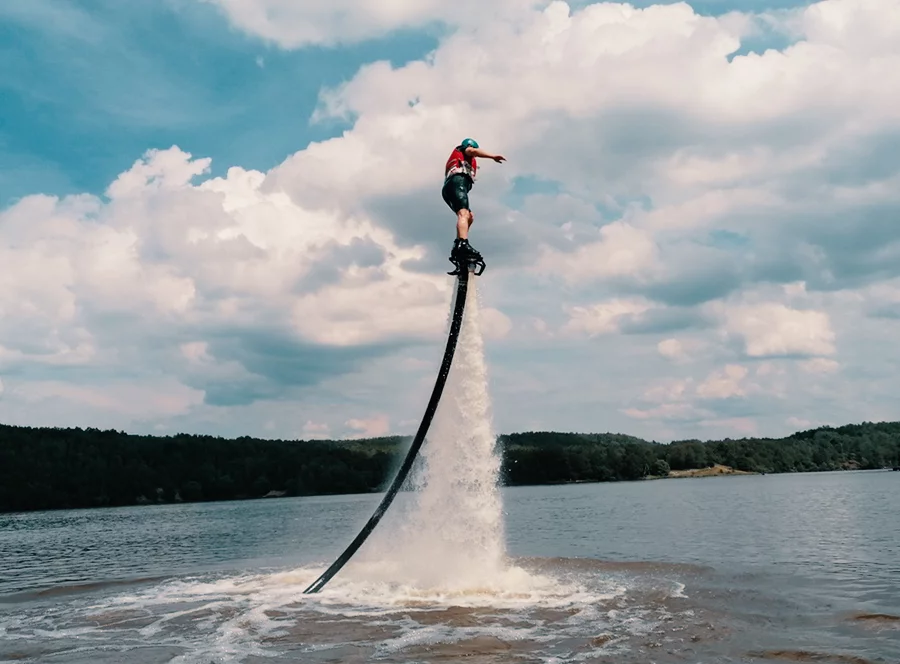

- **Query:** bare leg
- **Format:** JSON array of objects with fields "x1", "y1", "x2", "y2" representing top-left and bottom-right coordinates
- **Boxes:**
[{"x1": 456, "y1": 209, "x2": 474, "y2": 239}]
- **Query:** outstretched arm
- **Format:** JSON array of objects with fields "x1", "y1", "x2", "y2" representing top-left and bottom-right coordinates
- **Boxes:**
[{"x1": 465, "y1": 146, "x2": 506, "y2": 163}]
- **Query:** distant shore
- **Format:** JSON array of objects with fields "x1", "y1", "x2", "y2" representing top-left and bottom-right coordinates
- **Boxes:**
[{"x1": 2, "y1": 421, "x2": 898, "y2": 513}]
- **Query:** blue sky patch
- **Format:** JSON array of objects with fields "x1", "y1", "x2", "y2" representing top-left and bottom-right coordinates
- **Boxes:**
[{"x1": 0, "y1": 0, "x2": 439, "y2": 207}]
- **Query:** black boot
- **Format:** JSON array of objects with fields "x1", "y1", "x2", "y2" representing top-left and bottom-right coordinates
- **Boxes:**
[
  {"x1": 457, "y1": 238, "x2": 481, "y2": 259},
  {"x1": 448, "y1": 239, "x2": 466, "y2": 275},
  {"x1": 448, "y1": 238, "x2": 486, "y2": 276}
]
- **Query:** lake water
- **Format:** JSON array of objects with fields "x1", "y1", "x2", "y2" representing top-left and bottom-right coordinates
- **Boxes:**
[{"x1": 1, "y1": 470, "x2": 897, "y2": 663}]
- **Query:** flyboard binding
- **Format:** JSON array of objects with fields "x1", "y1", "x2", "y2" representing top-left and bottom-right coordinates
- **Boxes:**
[{"x1": 448, "y1": 246, "x2": 486, "y2": 276}]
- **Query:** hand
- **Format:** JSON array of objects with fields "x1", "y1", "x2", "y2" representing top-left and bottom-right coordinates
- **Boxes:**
[{"x1": 492, "y1": 155, "x2": 506, "y2": 163}]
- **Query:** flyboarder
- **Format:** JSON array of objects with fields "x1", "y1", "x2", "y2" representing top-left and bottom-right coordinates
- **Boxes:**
[{"x1": 442, "y1": 138, "x2": 505, "y2": 274}]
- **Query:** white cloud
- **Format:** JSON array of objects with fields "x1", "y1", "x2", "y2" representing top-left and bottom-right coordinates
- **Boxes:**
[
  {"x1": 250, "y1": 0, "x2": 900, "y2": 333},
  {"x1": 6, "y1": 0, "x2": 900, "y2": 441},
  {"x1": 204, "y1": 0, "x2": 535, "y2": 47},
  {"x1": 107, "y1": 147, "x2": 211, "y2": 198},
  {"x1": 0, "y1": 146, "x2": 456, "y2": 418},
  {"x1": 799, "y1": 358, "x2": 840, "y2": 374},
  {"x1": 623, "y1": 362, "x2": 762, "y2": 431},
  {"x1": 696, "y1": 365, "x2": 749, "y2": 400},
  {"x1": 563, "y1": 298, "x2": 651, "y2": 337},
  {"x1": 346, "y1": 414, "x2": 390, "y2": 438},
  {"x1": 796, "y1": 0, "x2": 900, "y2": 56},
  {"x1": 538, "y1": 221, "x2": 660, "y2": 284},
  {"x1": 480, "y1": 307, "x2": 513, "y2": 340},
  {"x1": 633, "y1": 364, "x2": 751, "y2": 413},
  {"x1": 723, "y1": 303, "x2": 836, "y2": 358},
  {"x1": 755, "y1": 362, "x2": 785, "y2": 378},
  {"x1": 529, "y1": 318, "x2": 553, "y2": 338},
  {"x1": 302, "y1": 420, "x2": 330, "y2": 439},
  {"x1": 783, "y1": 281, "x2": 808, "y2": 298},
  {"x1": 181, "y1": 341, "x2": 212, "y2": 364},
  {"x1": 13, "y1": 379, "x2": 204, "y2": 419},
  {"x1": 657, "y1": 338, "x2": 687, "y2": 362},
  {"x1": 267, "y1": 2, "x2": 752, "y2": 206},
  {"x1": 280, "y1": 0, "x2": 900, "y2": 241},
  {"x1": 786, "y1": 416, "x2": 813, "y2": 430},
  {"x1": 642, "y1": 377, "x2": 692, "y2": 404},
  {"x1": 623, "y1": 402, "x2": 707, "y2": 422}
]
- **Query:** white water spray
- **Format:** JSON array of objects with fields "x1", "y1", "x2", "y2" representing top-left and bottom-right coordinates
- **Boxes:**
[
  {"x1": 403, "y1": 278, "x2": 506, "y2": 585},
  {"x1": 358, "y1": 279, "x2": 510, "y2": 591}
]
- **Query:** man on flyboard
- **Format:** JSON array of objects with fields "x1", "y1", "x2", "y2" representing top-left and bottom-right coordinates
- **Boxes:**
[{"x1": 441, "y1": 138, "x2": 505, "y2": 274}]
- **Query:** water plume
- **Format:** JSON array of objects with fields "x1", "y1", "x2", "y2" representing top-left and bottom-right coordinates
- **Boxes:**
[{"x1": 360, "y1": 278, "x2": 508, "y2": 591}]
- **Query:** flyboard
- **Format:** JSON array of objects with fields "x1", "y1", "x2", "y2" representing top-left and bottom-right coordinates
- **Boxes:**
[{"x1": 303, "y1": 250, "x2": 486, "y2": 594}]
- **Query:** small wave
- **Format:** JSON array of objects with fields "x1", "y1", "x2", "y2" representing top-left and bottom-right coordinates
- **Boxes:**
[
  {"x1": 669, "y1": 581, "x2": 688, "y2": 598},
  {"x1": 747, "y1": 650, "x2": 876, "y2": 664},
  {"x1": 0, "y1": 575, "x2": 169, "y2": 604},
  {"x1": 851, "y1": 613, "x2": 900, "y2": 623},
  {"x1": 517, "y1": 555, "x2": 714, "y2": 576}
]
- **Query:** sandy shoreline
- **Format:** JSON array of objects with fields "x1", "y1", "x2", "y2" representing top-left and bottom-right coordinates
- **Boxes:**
[{"x1": 650, "y1": 464, "x2": 758, "y2": 480}]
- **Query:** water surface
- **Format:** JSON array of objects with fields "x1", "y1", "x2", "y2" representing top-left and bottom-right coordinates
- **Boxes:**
[{"x1": 1, "y1": 470, "x2": 897, "y2": 663}]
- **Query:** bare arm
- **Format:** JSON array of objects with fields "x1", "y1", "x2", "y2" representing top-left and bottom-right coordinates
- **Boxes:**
[{"x1": 465, "y1": 147, "x2": 506, "y2": 163}]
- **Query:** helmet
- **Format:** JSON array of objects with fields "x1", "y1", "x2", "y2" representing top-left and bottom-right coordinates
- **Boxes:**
[{"x1": 460, "y1": 138, "x2": 479, "y2": 150}]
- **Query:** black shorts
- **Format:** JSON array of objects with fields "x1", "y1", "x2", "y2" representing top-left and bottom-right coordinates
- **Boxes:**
[{"x1": 441, "y1": 174, "x2": 473, "y2": 213}]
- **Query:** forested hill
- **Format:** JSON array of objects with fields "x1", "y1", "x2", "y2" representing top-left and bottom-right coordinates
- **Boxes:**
[{"x1": 1, "y1": 421, "x2": 899, "y2": 513}]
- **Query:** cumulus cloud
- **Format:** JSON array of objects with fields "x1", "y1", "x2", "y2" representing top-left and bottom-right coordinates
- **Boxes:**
[
  {"x1": 799, "y1": 358, "x2": 840, "y2": 374},
  {"x1": 657, "y1": 338, "x2": 692, "y2": 363},
  {"x1": 480, "y1": 307, "x2": 513, "y2": 340},
  {"x1": 563, "y1": 298, "x2": 652, "y2": 337},
  {"x1": 538, "y1": 221, "x2": 660, "y2": 285},
  {"x1": 623, "y1": 361, "x2": 769, "y2": 431},
  {"x1": 786, "y1": 416, "x2": 813, "y2": 430},
  {"x1": 5, "y1": 0, "x2": 900, "y2": 441},
  {"x1": 641, "y1": 377, "x2": 693, "y2": 405},
  {"x1": 257, "y1": 0, "x2": 900, "y2": 305},
  {"x1": 346, "y1": 414, "x2": 391, "y2": 438},
  {"x1": 723, "y1": 303, "x2": 836, "y2": 358},
  {"x1": 204, "y1": 0, "x2": 535, "y2": 48},
  {"x1": 636, "y1": 363, "x2": 752, "y2": 406},
  {"x1": 0, "y1": 147, "x2": 452, "y2": 417},
  {"x1": 696, "y1": 365, "x2": 749, "y2": 400},
  {"x1": 15, "y1": 380, "x2": 203, "y2": 419},
  {"x1": 303, "y1": 420, "x2": 331, "y2": 439},
  {"x1": 623, "y1": 402, "x2": 706, "y2": 422}
]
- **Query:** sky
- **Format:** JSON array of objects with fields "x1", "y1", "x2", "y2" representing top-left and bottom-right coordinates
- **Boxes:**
[{"x1": 1, "y1": 0, "x2": 899, "y2": 444}]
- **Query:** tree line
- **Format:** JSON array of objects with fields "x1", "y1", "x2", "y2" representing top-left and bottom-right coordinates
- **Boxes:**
[{"x1": 1, "y1": 421, "x2": 898, "y2": 513}]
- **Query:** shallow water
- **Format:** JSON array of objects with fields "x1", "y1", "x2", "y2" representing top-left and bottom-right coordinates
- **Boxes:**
[{"x1": 1, "y1": 470, "x2": 898, "y2": 663}]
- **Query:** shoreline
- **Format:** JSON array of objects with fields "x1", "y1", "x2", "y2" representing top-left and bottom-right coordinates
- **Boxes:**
[
  {"x1": 656, "y1": 464, "x2": 758, "y2": 479},
  {"x1": 5, "y1": 467, "x2": 895, "y2": 515}
]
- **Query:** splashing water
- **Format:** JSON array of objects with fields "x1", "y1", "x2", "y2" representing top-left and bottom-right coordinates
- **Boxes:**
[
  {"x1": 355, "y1": 278, "x2": 512, "y2": 593},
  {"x1": 401, "y1": 278, "x2": 506, "y2": 586}
]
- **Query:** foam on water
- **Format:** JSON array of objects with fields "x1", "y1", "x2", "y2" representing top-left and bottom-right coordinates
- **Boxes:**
[{"x1": 1, "y1": 557, "x2": 688, "y2": 664}]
